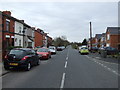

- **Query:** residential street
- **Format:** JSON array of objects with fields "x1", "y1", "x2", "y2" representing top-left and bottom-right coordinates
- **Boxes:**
[{"x1": 2, "y1": 46, "x2": 119, "y2": 88}]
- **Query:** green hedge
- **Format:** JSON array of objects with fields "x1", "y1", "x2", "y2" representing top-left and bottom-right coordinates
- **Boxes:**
[{"x1": 7, "y1": 46, "x2": 22, "y2": 50}]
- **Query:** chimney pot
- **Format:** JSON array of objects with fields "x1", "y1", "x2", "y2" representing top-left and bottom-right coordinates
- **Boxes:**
[{"x1": 3, "y1": 11, "x2": 11, "y2": 16}]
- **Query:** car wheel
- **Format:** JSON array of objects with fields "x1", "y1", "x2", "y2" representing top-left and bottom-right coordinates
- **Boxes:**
[
  {"x1": 49, "y1": 55, "x2": 51, "y2": 58},
  {"x1": 25, "y1": 62, "x2": 31, "y2": 71},
  {"x1": 4, "y1": 65, "x2": 9, "y2": 70},
  {"x1": 37, "y1": 59, "x2": 40, "y2": 65}
]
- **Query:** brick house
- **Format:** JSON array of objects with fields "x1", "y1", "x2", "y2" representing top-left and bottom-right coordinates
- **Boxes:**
[
  {"x1": 87, "y1": 37, "x2": 96, "y2": 49},
  {"x1": 2, "y1": 11, "x2": 35, "y2": 60},
  {"x1": 34, "y1": 28, "x2": 43, "y2": 47},
  {"x1": 0, "y1": 11, "x2": 2, "y2": 62},
  {"x1": 106, "y1": 27, "x2": 120, "y2": 50},
  {"x1": 94, "y1": 34, "x2": 102, "y2": 48},
  {"x1": 47, "y1": 36, "x2": 52, "y2": 47},
  {"x1": 2, "y1": 11, "x2": 15, "y2": 58},
  {"x1": 43, "y1": 33, "x2": 48, "y2": 47},
  {"x1": 100, "y1": 33, "x2": 106, "y2": 47}
]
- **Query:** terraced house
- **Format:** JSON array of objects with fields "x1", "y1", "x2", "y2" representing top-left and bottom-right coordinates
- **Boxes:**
[
  {"x1": 106, "y1": 27, "x2": 120, "y2": 50},
  {"x1": 1, "y1": 11, "x2": 35, "y2": 59},
  {"x1": 0, "y1": 11, "x2": 2, "y2": 62}
]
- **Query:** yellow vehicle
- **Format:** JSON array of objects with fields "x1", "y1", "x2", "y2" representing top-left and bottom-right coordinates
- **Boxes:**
[{"x1": 79, "y1": 47, "x2": 89, "y2": 55}]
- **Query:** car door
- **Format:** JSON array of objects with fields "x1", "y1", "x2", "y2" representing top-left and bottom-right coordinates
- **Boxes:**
[{"x1": 31, "y1": 50, "x2": 38, "y2": 65}]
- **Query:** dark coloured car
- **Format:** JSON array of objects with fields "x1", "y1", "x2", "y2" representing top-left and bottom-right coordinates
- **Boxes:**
[
  {"x1": 4, "y1": 48, "x2": 40, "y2": 71},
  {"x1": 104, "y1": 47, "x2": 119, "y2": 55},
  {"x1": 98, "y1": 47, "x2": 105, "y2": 54},
  {"x1": 91, "y1": 47, "x2": 99, "y2": 53}
]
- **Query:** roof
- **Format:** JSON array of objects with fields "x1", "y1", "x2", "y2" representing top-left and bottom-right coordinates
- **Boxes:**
[
  {"x1": 13, "y1": 48, "x2": 33, "y2": 51},
  {"x1": 1, "y1": 11, "x2": 31, "y2": 28},
  {"x1": 107, "y1": 27, "x2": 120, "y2": 35},
  {"x1": 95, "y1": 34, "x2": 102, "y2": 39}
]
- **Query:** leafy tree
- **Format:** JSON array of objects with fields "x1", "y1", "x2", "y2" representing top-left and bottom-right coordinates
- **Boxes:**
[
  {"x1": 82, "y1": 39, "x2": 87, "y2": 45},
  {"x1": 53, "y1": 36, "x2": 70, "y2": 47}
]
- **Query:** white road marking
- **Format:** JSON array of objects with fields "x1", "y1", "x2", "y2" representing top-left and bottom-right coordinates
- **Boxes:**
[
  {"x1": 85, "y1": 55, "x2": 120, "y2": 76},
  {"x1": 60, "y1": 73, "x2": 66, "y2": 89},
  {"x1": 64, "y1": 61, "x2": 68, "y2": 68},
  {"x1": 66, "y1": 57, "x2": 68, "y2": 60}
]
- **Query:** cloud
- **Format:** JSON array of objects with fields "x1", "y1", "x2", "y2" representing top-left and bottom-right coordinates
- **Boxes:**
[{"x1": 0, "y1": 2, "x2": 118, "y2": 42}]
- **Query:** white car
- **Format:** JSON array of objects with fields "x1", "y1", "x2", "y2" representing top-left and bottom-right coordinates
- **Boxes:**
[{"x1": 49, "y1": 46, "x2": 57, "y2": 54}]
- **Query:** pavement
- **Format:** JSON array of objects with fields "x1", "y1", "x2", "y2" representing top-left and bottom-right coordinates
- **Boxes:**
[
  {"x1": 88, "y1": 52, "x2": 119, "y2": 65},
  {"x1": 0, "y1": 62, "x2": 9, "y2": 77},
  {"x1": 2, "y1": 46, "x2": 119, "y2": 88}
]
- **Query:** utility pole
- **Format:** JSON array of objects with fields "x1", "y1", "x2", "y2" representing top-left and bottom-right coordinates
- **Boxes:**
[{"x1": 90, "y1": 22, "x2": 92, "y2": 51}]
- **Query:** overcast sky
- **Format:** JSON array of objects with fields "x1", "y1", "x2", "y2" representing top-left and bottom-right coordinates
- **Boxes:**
[{"x1": 0, "y1": 1, "x2": 118, "y2": 42}]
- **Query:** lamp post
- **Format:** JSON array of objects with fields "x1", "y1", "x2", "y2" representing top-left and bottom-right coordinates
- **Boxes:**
[
  {"x1": 23, "y1": 27, "x2": 26, "y2": 48},
  {"x1": 90, "y1": 22, "x2": 92, "y2": 51}
]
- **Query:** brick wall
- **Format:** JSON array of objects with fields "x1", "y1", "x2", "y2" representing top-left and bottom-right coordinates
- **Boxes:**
[
  {"x1": 2, "y1": 14, "x2": 15, "y2": 59},
  {"x1": 0, "y1": 12, "x2": 2, "y2": 62},
  {"x1": 34, "y1": 30, "x2": 43, "y2": 47},
  {"x1": 110, "y1": 35, "x2": 120, "y2": 49}
]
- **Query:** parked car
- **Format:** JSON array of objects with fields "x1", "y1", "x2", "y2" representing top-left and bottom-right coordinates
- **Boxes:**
[
  {"x1": 49, "y1": 46, "x2": 56, "y2": 54},
  {"x1": 4, "y1": 48, "x2": 40, "y2": 71},
  {"x1": 61, "y1": 46, "x2": 65, "y2": 50},
  {"x1": 79, "y1": 47, "x2": 89, "y2": 55},
  {"x1": 91, "y1": 47, "x2": 99, "y2": 53},
  {"x1": 103, "y1": 47, "x2": 119, "y2": 55},
  {"x1": 34, "y1": 46, "x2": 41, "y2": 51},
  {"x1": 57, "y1": 46, "x2": 63, "y2": 51},
  {"x1": 98, "y1": 47, "x2": 105, "y2": 54},
  {"x1": 37, "y1": 48, "x2": 51, "y2": 59}
]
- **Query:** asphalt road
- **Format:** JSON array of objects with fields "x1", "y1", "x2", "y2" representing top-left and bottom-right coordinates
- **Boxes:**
[{"x1": 2, "y1": 46, "x2": 119, "y2": 88}]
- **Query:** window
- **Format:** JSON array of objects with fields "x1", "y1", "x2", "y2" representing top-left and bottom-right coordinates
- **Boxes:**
[
  {"x1": 19, "y1": 39, "x2": 21, "y2": 46},
  {"x1": 107, "y1": 34, "x2": 110, "y2": 40},
  {"x1": 19, "y1": 26, "x2": 22, "y2": 33},
  {"x1": 6, "y1": 21, "x2": 10, "y2": 31}
]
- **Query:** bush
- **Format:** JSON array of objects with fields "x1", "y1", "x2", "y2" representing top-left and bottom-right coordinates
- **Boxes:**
[{"x1": 7, "y1": 46, "x2": 22, "y2": 50}]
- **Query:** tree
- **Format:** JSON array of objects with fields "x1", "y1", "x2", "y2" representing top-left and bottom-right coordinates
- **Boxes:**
[
  {"x1": 53, "y1": 36, "x2": 70, "y2": 47},
  {"x1": 82, "y1": 39, "x2": 87, "y2": 45}
]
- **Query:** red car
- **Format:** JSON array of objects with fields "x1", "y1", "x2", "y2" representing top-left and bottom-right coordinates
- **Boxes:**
[{"x1": 37, "y1": 48, "x2": 51, "y2": 60}]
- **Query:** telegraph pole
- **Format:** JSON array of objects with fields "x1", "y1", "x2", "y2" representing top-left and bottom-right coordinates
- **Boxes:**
[{"x1": 90, "y1": 22, "x2": 92, "y2": 51}]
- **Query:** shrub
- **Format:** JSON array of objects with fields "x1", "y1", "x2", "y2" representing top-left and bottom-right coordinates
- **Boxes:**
[{"x1": 7, "y1": 46, "x2": 22, "y2": 50}]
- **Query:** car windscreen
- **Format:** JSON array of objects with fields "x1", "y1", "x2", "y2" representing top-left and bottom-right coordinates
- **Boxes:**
[
  {"x1": 81, "y1": 47, "x2": 88, "y2": 49},
  {"x1": 49, "y1": 48, "x2": 55, "y2": 50},
  {"x1": 9, "y1": 50, "x2": 25, "y2": 55},
  {"x1": 37, "y1": 48, "x2": 48, "y2": 52}
]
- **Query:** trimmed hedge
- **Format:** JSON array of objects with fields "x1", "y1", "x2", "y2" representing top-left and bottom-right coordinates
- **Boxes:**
[{"x1": 7, "y1": 46, "x2": 22, "y2": 50}]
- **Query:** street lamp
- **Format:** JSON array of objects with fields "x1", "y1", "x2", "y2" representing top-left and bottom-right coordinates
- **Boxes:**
[
  {"x1": 22, "y1": 27, "x2": 26, "y2": 48},
  {"x1": 90, "y1": 22, "x2": 92, "y2": 51}
]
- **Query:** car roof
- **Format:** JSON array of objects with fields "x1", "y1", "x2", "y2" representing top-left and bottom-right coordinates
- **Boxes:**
[{"x1": 12, "y1": 48, "x2": 33, "y2": 51}]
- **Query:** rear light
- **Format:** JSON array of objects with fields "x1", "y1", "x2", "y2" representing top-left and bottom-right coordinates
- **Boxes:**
[
  {"x1": 22, "y1": 56, "x2": 29, "y2": 60},
  {"x1": 4, "y1": 55, "x2": 8, "y2": 59}
]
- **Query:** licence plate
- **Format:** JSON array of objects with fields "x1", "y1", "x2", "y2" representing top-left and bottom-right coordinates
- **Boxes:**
[{"x1": 9, "y1": 63, "x2": 18, "y2": 66}]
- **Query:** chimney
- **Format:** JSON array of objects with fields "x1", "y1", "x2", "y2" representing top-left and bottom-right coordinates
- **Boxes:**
[
  {"x1": 31, "y1": 27, "x2": 35, "y2": 30},
  {"x1": 3, "y1": 11, "x2": 11, "y2": 16}
]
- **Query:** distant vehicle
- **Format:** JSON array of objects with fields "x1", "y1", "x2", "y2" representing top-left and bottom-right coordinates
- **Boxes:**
[
  {"x1": 4, "y1": 48, "x2": 40, "y2": 71},
  {"x1": 37, "y1": 48, "x2": 51, "y2": 59},
  {"x1": 91, "y1": 47, "x2": 99, "y2": 53},
  {"x1": 81, "y1": 45, "x2": 87, "y2": 48},
  {"x1": 49, "y1": 46, "x2": 56, "y2": 54},
  {"x1": 61, "y1": 46, "x2": 65, "y2": 50},
  {"x1": 79, "y1": 47, "x2": 89, "y2": 55},
  {"x1": 57, "y1": 46, "x2": 63, "y2": 51}
]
